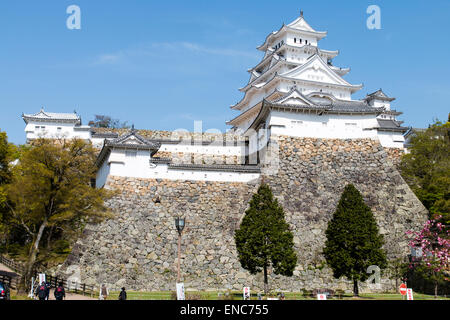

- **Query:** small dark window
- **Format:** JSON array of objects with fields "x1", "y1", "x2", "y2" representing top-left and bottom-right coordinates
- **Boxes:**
[
  {"x1": 305, "y1": 40, "x2": 308, "y2": 45},
  {"x1": 294, "y1": 38, "x2": 296, "y2": 43},
  {"x1": 300, "y1": 39, "x2": 302, "y2": 44}
]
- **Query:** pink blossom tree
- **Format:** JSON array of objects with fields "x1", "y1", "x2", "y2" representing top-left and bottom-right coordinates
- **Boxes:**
[{"x1": 407, "y1": 216, "x2": 449, "y2": 297}]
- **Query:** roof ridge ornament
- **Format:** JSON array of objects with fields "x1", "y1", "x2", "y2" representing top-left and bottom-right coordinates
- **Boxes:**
[{"x1": 300, "y1": 10, "x2": 304, "y2": 17}]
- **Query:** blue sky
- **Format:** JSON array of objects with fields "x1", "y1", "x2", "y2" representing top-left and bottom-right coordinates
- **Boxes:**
[{"x1": 1, "y1": 0, "x2": 449, "y2": 144}]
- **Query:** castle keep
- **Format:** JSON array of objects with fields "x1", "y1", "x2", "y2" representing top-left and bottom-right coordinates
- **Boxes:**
[{"x1": 24, "y1": 13, "x2": 428, "y2": 292}]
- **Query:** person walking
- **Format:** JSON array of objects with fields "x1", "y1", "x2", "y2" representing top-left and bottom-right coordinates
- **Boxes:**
[
  {"x1": 118, "y1": 287, "x2": 127, "y2": 300},
  {"x1": 44, "y1": 281, "x2": 51, "y2": 300},
  {"x1": 99, "y1": 284, "x2": 109, "y2": 300},
  {"x1": 36, "y1": 282, "x2": 47, "y2": 301},
  {"x1": 54, "y1": 282, "x2": 66, "y2": 301}
]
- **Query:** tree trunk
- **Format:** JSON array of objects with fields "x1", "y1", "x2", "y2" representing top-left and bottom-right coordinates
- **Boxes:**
[
  {"x1": 434, "y1": 281, "x2": 438, "y2": 298},
  {"x1": 263, "y1": 264, "x2": 268, "y2": 296},
  {"x1": 46, "y1": 226, "x2": 54, "y2": 250},
  {"x1": 353, "y1": 280, "x2": 359, "y2": 297},
  {"x1": 20, "y1": 217, "x2": 48, "y2": 294}
]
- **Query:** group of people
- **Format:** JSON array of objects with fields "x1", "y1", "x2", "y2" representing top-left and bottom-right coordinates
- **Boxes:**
[
  {"x1": 35, "y1": 281, "x2": 126, "y2": 300},
  {"x1": 99, "y1": 284, "x2": 127, "y2": 300},
  {"x1": 35, "y1": 282, "x2": 66, "y2": 301}
]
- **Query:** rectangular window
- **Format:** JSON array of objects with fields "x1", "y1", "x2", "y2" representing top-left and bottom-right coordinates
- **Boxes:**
[
  {"x1": 345, "y1": 123, "x2": 357, "y2": 126},
  {"x1": 35, "y1": 126, "x2": 40, "y2": 130},
  {"x1": 57, "y1": 127, "x2": 62, "y2": 132},
  {"x1": 294, "y1": 38, "x2": 296, "y2": 43},
  {"x1": 125, "y1": 150, "x2": 137, "y2": 157}
]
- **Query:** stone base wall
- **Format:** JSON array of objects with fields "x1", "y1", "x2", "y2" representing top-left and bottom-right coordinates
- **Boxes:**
[
  {"x1": 60, "y1": 136, "x2": 427, "y2": 293},
  {"x1": 384, "y1": 147, "x2": 405, "y2": 168}
]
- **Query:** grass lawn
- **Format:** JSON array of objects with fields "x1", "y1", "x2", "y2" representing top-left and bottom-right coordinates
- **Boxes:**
[{"x1": 104, "y1": 290, "x2": 449, "y2": 301}]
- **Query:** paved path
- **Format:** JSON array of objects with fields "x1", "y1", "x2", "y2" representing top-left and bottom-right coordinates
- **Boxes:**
[
  {"x1": 0, "y1": 263, "x2": 96, "y2": 300},
  {"x1": 46, "y1": 292, "x2": 97, "y2": 300}
]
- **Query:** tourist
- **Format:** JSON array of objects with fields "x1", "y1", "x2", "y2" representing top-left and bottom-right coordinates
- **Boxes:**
[
  {"x1": 54, "y1": 282, "x2": 66, "y2": 300},
  {"x1": 36, "y1": 282, "x2": 47, "y2": 301},
  {"x1": 99, "y1": 284, "x2": 109, "y2": 300},
  {"x1": 118, "y1": 287, "x2": 127, "y2": 300},
  {"x1": 44, "y1": 281, "x2": 51, "y2": 300}
]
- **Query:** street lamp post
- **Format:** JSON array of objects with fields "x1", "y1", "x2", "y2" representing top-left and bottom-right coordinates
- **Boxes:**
[{"x1": 175, "y1": 217, "x2": 185, "y2": 283}]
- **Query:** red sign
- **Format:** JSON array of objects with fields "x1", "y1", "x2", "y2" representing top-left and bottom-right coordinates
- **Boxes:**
[{"x1": 399, "y1": 283, "x2": 407, "y2": 295}]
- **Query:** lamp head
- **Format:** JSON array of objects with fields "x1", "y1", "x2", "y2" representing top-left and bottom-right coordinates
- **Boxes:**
[{"x1": 175, "y1": 217, "x2": 185, "y2": 234}]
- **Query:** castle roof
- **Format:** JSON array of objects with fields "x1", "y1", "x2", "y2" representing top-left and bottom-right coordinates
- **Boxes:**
[
  {"x1": 247, "y1": 43, "x2": 339, "y2": 74},
  {"x1": 375, "y1": 119, "x2": 409, "y2": 133},
  {"x1": 257, "y1": 13, "x2": 327, "y2": 51},
  {"x1": 166, "y1": 163, "x2": 260, "y2": 174},
  {"x1": 22, "y1": 108, "x2": 81, "y2": 124},
  {"x1": 364, "y1": 89, "x2": 396, "y2": 102},
  {"x1": 247, "y1": 97, "x2": 382, "y2": 132},
  {"x1": 96, "y1": 127, "x2": 162, "y2": 167}
]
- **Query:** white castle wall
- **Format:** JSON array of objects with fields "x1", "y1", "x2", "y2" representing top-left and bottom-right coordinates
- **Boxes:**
[
  {"x1": 96, "y1": 148, "x2": 259, "y2": 187},
  {"x1": 25, "y1": 121, "x2": 91, "y2": 141},
  {"x1": 377, "y1": 131, "x2": 405, "y2": 149},
  {"x1": 268, "y1": 110, "x2": 379, "y2": 140}
]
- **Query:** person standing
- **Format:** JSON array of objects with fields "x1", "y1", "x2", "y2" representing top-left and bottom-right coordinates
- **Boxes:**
[
  {"x1": 44, "y1": 281, "x2": 51, "y2": 300},
  {"x1": 54, "y1": 282, "x2": 66, "y2": 301},
  {"x1": 99, "y1": 284, "x2": 109, "y2": 300},
  {"x1": 118, "y1": 287, "x2": 127, "y2": 300},
  {"x1": 36, "y1": 282, "x2": 47, "y2": 301}
]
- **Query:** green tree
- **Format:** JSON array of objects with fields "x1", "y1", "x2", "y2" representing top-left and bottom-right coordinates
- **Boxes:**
[
  {"x1": 4, "y1": 138, "x2": 114, "y2": 291},
  {"x1": 88, "y1": 115, "x2": 130, "y2": 129},
  {"x1": 234, "y1": 183, "x2": 297, "y2": 295},
  {"x1": 323, "y1": 184, "x2": 387, "y2": 296},
  {"x1": 387, "y1": 257, "x2": 409, "y2": 290},
  {"x1": 0, "y1": 130, "x2": 11, "y2": 247},
  {"x1": 400, "y1": 117, "x2": 450, "y2": 224}
]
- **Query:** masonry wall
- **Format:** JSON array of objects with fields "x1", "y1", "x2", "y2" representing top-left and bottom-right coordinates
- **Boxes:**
[{"x1": 60, "y1": 136, "x2": 427, "y2": 293}]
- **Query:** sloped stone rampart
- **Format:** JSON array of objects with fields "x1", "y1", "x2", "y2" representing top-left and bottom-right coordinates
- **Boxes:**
[{"x1": 60, "y1": 136, "x2": 427, "y2": 293}]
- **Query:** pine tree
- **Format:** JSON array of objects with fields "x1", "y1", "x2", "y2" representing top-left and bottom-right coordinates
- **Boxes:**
[
  {"x1": 323, "y1": 184, "x2": 387, "y2": 296},
  {"x1": 234, "y1": 183, "x2": 297, "y2": 294}
]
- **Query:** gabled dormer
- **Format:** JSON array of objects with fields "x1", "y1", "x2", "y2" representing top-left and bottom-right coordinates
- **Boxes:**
[
  {"x1": 280, "y1": 54, "x2": 362, "y2": 94},
  {"x1": 272, "y1": 87, "x2": 316, "y2": 106},
  {"x1": 96, "y1": 126, "x2": 162, "y2": 168},
  {"x1": 107, "y1": 126, "x2": 161, "y2": 151}
]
